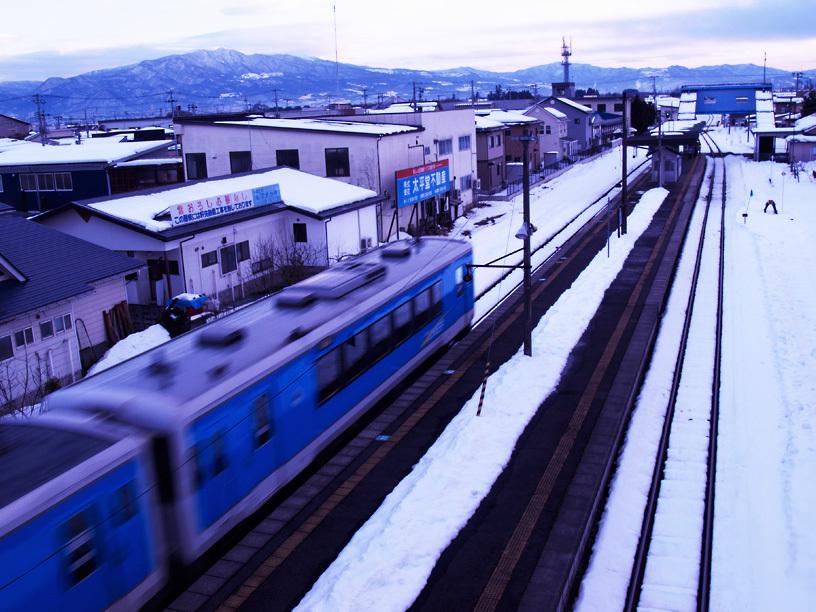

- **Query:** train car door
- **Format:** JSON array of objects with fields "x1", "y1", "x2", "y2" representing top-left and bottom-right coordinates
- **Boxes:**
[{"x1": 191, "y1": 416, "x2": 238, "y2": 530}]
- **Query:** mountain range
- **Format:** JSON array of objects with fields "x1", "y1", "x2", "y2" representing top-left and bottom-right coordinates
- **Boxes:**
[{"x1": 0, "y1": 48, "x2": 812, "y2": 126}]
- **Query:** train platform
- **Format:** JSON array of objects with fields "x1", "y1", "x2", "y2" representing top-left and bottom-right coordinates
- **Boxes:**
[{"x1": 160, "y1": 155, "x2": 708, "y2": 612}]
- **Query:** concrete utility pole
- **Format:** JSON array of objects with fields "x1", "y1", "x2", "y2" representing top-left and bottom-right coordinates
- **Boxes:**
[
  {"x1": 514, "y1": 134, "x2": 537, "y2": 356},
  {"x1": 34, "y1": 94, "x2": 47, "y2": 146},
  {"x1": 621, "y1": 91, "x2": 628, "y2": 235}
]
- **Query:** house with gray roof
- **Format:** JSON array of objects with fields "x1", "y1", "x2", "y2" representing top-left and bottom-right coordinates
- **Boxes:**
[
  {"x1": 0, "y1": 204, "x2": 145, "y2": 412},
  {"x1": 532, "y1": 98, "x2": 601, "y2": 159}
]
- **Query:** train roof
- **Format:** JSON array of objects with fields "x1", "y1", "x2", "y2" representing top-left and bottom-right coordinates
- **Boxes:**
[
  {"x1": 0, "y1": 419, "x2": 113, "y2": 509},
  {"x1": 46, "y1": 237, "x2": 471, "y2": 428}
]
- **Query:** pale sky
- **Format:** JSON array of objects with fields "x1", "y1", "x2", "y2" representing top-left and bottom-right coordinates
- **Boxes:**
[{"x1": 1, "y1": 0, "x2": 814, "y2": 81}]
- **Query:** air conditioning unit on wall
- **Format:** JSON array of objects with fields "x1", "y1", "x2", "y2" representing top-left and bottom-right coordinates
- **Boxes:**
[{"x1": 360, "y1": 237, "x2": 372, "y2": 251}]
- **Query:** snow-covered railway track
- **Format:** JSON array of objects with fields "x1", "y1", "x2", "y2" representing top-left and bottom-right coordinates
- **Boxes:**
[{"x1": 625, "y1": 151, "x2": 726, "y2": 612}]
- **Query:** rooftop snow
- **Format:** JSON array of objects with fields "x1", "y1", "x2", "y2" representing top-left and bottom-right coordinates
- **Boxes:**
[
  {"x1": 85, "y1": 166, "x2": 378, "y2": 233},
  {"x1": 557, "y1": 97, "x2": 594, "y2": 113},
  {"x1": 0, "y1": 139, "x2": 171, "y2": 166},
  {"x1": 540, "y1": 107, "x2": 567, "y2": 120},
  {"x1": 218, "y1": 117, "x2": 419, "y2": 136},
  {"x1": 477, "y1": 110, "x2": 537, "y2": 125}
]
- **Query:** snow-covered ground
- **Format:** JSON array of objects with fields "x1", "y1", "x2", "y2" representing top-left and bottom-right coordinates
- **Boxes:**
[
  {"x1": 83, "y1": 129, "x2": 816, "y2": 611},
  {"x1": 295, "y1": 133, "x2": 816, "y2": 611}
]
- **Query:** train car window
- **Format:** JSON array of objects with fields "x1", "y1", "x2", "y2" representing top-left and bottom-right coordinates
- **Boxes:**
[
  {"x1": 213, "y1": 434, "x2": 227, "y2": 475},
  {"x1": 369, "y1": 314, "x2": 392, "y2": 363},
  {"x1": 64, "y1": 510, "x2": 97, "y2": 585},
  {"x1": 430, "y1": 281, "x2": 443, "y2": 319},
  {"x1": 455, "y1": 266, "x2": 464, "y2": 297},
  {"x1": 112, "y1": 481, "x2": 138, "y2": 524},
  {"x1": 318, "y1": 346, "x2": 343, "y2": 403},
  {"x1": 393, "y1": 301, "x2": 413, "y2": 346},
  {"x1": 343, "y1": 329, "x2": 368, "y2": 382},
  {"x1": 194, "y1": 442, "x2": 206, "y2": 489},
  {"x1": 254, "y1": 395, "x2": 272, "y2": 447},
  {"x1": 414, "y1": 286, "x2": 432, "y2": 329}
]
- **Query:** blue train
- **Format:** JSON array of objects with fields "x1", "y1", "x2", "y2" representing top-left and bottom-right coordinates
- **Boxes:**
[{"x1": 0, "y1": 237, "x2": 473, "y2": 611}]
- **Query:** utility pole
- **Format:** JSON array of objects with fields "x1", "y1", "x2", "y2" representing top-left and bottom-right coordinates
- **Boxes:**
[
  {"x1": 651, "y1": 76, "x2": 663, "y2": 188},
  {"x1": 167, "y1": 90, "x2": 176, "y2": 118},
  {"x1": 621, "y1": 90, "x2": 628, "y2": 235},
  {"x1": 34, "y1": 94, "x2": 47, "y2": 146},
  {"x1": 793, "y1": 71, "x2": 803, "y2": 94},
  {"x1": 362, "y1": 87, "x2": 368, "y2": 108},
  {"x1": 513, "y1": 134, "x2": 536, "y2": 356}
]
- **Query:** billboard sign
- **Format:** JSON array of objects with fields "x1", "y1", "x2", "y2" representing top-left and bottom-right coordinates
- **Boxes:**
[
  {"x1": 396, "y1": 160, "x2": 450, "y2": 209},
  {"x1": 170, "y1": 183, "x2": 281, "y2": 226}
]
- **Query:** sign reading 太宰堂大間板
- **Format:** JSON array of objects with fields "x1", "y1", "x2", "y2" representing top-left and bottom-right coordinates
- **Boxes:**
[
  {"x1": 396, "y1": 160, "x2": 450, "y2": 209},
  {"x1": 170, "y1": 184, "x2": 281, "y2": 226}
]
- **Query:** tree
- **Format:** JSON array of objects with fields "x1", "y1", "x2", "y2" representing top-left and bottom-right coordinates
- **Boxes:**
[
  {"x1": 250, "y1": 231, "x2": 325, "y2": 294},
  {"x1": 630, "y1": 94, "x2": 657, "y2": 134},
  {"x1": 802, "y1": 89, "x2": 816, "y2": 118}
]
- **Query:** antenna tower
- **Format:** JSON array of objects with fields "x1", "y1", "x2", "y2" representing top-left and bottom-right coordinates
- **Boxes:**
[{"x1": 561, "y1": 36, "x2": 572, "y2": 83}]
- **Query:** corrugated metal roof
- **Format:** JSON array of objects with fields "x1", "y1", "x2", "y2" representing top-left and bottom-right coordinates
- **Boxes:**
[{"x1": 0, "y1": 214, "x2": 145, "y2": 322}]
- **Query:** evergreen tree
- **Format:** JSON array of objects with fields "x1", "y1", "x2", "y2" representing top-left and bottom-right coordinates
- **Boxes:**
[
  {"x1": 802, "y1": 89, "x2": 816, "y2": 118},
  {"x1": 631, "y1": 95, "x2": 656, "y2": 134}
]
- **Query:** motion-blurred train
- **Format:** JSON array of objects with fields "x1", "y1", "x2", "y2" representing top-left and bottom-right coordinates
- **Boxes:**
[{"x1": 0, "y1": 237, "x2": 473, "y2": 611}]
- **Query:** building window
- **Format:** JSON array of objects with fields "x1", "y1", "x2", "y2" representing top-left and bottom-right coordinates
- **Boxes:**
[
  {"x1": 703, "y1": 97, "x2": 717, "y2": 105},
  {"x1": 614, "y1": 103, "x2": 623, "y2": 112},
  {"x1": 325, "y1": 148, "x2": 350, "y2": 177},
  {"x1": 459, "y1": 175, "x2": 472, "y2": 192},
  {"x1": 237, "y1": 240, "x2": 251, "y2": 262},
  {"x1": 545, "y1": 125, "x2": 552, "y2": 134},
  {"x1": 229, "y1": 151, "x2": 252, "y2": 174},
  {"x1": 54, "y1": 172, "x2": 73, "y2": 191},
  {"x1": 574, "y1": 118, "x2": 581, "y2": 125},
  {"x1": 0, "y1": 335, "x2": 12, "y2": 361},
  {"x1": 186, "y1": 153, "x2": 208, "y2": 180},
  {"x1": 220, "y1": 245, "x2": 237, "y2": 274},
  {"x1": 38, "y1": 174, "x2": 55, "y2": 191},
  {"x1": 458, "y1": 136, "x2": 471, "y2": 151},
  {"x1": 438, "y1": 139, "x2": 453, "y2": 155},
  {"x1": 598, "y1": 103, "x2": 606, "y2": 112},
  {"x1": 201, "y1": 250, "x2": 218, "y2": 268},
  {"x1": 276, "y1": 149, "x2": 300, "y2": 169},
  {"x1": 293, "y1": 223, "x2": 307, "y2": 243},
  {"x1": 39, "y1": 320, "x2": 54, "y2": 340},
  {"x1": 496, "y1": 135, "x2": 502, "y2": 146},
  {"x1": 54, "y1": 314, "x2": 72, "y2": 333},
  {"x1": 736, "y1": 96, "x2": 749, "y2": 103},
  {"x1": 14, "y1": 327, "x2": 34, "y2": 348}
]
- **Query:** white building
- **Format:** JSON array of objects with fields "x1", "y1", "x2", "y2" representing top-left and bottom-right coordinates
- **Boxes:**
[
  {"x1": 35, "y1": 167, "x2": 385, "y2": 307},
  {"x1": 175, "y1": 109, "x2": 477, "y2": 240}
]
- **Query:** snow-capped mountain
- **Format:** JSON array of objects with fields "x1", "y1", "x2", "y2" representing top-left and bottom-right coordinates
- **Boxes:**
[{"x1": 0, "y1": 48, "x2": 809, "y2": 124}]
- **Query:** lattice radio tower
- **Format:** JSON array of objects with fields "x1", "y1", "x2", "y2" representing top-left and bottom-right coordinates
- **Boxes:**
[{"x1": 561, "y1": 36, "x2": 573, "y2": 83}]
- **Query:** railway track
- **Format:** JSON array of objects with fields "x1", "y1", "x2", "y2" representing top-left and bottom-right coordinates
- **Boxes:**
[{"x1": 623, "y1": 134, "x2": 725, "y2": 611}]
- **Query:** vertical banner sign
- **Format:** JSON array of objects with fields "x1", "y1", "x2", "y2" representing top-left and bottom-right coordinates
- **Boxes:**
[
  {"x1": 396, "y1": 160, "x2": 450, "y2": 209},
  {"x1": 170, "y1": 183, "x2": 281, "y2": 226}
]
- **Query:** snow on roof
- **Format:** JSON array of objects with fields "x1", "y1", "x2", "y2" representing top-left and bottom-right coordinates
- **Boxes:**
[
  {"x1": 795, "y1": 114, "x2": 816, "y2": 133},
  {"x1": 367, "y1": 103, "x2": 437, "y2": 114},
  {"x1": 477, "y1": 110, "x2": 537, "y2": 125},
  {"x1": 0, "y1": 138, "x2": 37, "y2": 153},
  {"x1": 540, "y1": 107, "x2": 567, "y2": 120},
  {"x1": 0, "y1": 139, "x2": 170, "y2": 166},
  {"x1": 754, "y1": 90, "x2": 776, "y2": 130},
  {"x1": 85, "y1": 167, "x2": 378, "y2": 233},
  {"x1": 218, "y1": 117, "x2": 419, "y2": 136},
  {"x1": 474, "y1": 115, "x2": 505, "y2": 130},
  {"x1": 556, "y1": 97, "x2": 594, "y2": 113}
]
